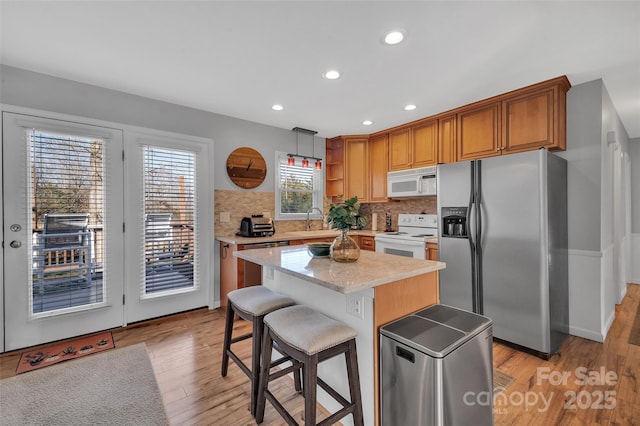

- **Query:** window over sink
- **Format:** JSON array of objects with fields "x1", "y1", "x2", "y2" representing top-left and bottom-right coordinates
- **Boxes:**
[{"x1": 275, "y1": 151, "x2": 323, "y2": 220}]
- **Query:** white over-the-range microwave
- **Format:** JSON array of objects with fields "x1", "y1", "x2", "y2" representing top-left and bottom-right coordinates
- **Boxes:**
[{"x1": 387, "y1": 166, "x2": 437, "y2": 198}]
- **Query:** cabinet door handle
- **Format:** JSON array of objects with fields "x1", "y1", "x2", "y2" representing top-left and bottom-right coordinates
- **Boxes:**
[{"x1": 222, "y1": 243, "x2": 229, "y2": 259}]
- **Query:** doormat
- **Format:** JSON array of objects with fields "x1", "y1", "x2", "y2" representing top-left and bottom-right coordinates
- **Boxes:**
[
  {"x1": 16, "y1": 331, "x2": 114, "y2": 374},
  {"x1": 629, "y1": 303, "x2": 640, "y2": 346},
  {"x1": 494, "y1": 370, "x2": 515, "y2": 390}
]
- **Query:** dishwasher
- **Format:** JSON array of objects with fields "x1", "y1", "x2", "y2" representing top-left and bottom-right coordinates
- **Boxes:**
[
  {"x1": 241, "y1": 240, "x2": 289, "y2": 286},
  {"x1": 380, "y1": 304, "x2": 493, "y2": 426}
]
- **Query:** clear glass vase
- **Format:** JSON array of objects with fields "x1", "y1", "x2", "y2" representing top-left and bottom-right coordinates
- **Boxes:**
[{"x1": 330, "y1": 229, "x2": 360, "y2": 263}]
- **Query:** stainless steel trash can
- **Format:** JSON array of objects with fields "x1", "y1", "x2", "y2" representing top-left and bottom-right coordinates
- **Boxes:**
[{"x1": 380, "y1": 304, "x2": 493, "y2": 425}]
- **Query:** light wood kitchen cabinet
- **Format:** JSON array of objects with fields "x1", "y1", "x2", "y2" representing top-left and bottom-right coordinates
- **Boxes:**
[
  {"x1": 345, "y1": 136, "x2": 369, "y2": 202},
  {"x1": 359, "y1": 235, "x2": 375, "y2": 252},
  {"x1": 426, "y1": 242, "x2": 438, "y2": 261},
  {"x1": 457, "y1": 76, "x2": 570, "y2": 161},
  {"x1": 501, "y1": 76, "x2": 570, "y2": 153},
  {"x1": 220, "y1": 241, "x2": 261, "y2": 310},
  {"x1": 457, "y1": 101, "x2": 501, "y2": 161},
  {"x1": 326, "y1": 136, "x2": 345, "y2": 202},
  {"x1": 412, "y1": 119, "x2": 438, "y2": 167},
  {"x1": 389, "y1": 120, "x2": 438, "y2": 171},
  {"x1": 298, "y1": 236, "x2": 336, "y2": 244},
  {"x1": 368, "y1": 133, "x2": 388, "y2": 202},
  {"x1": 438, "y1": 114, "x2": 457, "y2": 164},
  {"x1": 388, "y1": 127, "x2": 411, "y2": 171},
  {"x1": 326, "y1": 135, "x2": 370, "y2": 203},
  {"x1": 328, "y1": 76, "x2": 570, "y2": 187}
]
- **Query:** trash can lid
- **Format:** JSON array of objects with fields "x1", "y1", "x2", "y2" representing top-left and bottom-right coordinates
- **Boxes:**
[
  {"x1": 380, "y1": 315, "x2": 466, "y2": 358},
  {"x1": 415, "y1": 304, "x2": 492, "y2": 335}
]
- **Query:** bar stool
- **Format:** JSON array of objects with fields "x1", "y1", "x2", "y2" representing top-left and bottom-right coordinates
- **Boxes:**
[
  {"x1": 221, "y1": 286, "x2": 296, "y2": 416},
  {"x1": 255, "y1": 305, "x2": 364, "y2": 426}
]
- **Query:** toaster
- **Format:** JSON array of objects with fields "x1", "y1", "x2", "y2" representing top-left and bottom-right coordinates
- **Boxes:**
[{"x1": 238, "y1": 215, "x2": 275, "y2": 237}]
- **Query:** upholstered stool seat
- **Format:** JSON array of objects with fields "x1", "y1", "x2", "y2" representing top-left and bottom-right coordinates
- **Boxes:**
[
  {"x1": 221, "y1": 286, "x2": 296, "y2": 416},
  {"x1": 256, "y1": 305, "x2": 364, "y2": 426}
]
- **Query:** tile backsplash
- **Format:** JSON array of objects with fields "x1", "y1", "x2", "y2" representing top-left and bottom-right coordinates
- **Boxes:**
[
  {"x1": 214, "y1": 189, "x2": 437, "y2": 236},
  {"x1": 359, "y1": 197, "x2": 437, "y2": 231}
]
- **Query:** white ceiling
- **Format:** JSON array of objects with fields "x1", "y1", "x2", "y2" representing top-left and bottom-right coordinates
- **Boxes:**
[{"x1": 2, "y1": 1, "x2": 639, "y2": 139}]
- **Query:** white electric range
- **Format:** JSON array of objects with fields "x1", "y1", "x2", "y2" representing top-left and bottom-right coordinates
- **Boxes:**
[{"x1": 374, "y1": 214, "x2": 438, "y2": 259}]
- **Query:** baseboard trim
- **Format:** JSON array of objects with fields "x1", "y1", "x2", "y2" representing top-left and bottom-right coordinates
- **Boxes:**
[
  {"x1": 568, "y1": 248, "x2": 602, "y2": 258},
  {"x1": 569, "y1": 325, "x2": 604, "y2": 343},
  {"x1": 602, "y1": 309, "x2": 616, "y2": 339}
]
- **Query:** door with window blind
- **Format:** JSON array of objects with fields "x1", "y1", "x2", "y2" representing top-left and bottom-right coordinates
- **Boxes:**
[
  {"x1": 123, "y1": 132, "x2": 212, "y2": 323},
  {"x1": 2, "y1": 113, "x2": 125, "y2": 351}
]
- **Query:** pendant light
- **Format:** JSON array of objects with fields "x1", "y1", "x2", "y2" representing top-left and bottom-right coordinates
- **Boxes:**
[{"x1": 288, "y1": 127, "x2": 321, "y2": 169}]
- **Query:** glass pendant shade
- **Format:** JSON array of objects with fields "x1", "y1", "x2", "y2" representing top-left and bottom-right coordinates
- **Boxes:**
[{"x1": 287, "y1": 156, "x2": 295, "y2": 166}]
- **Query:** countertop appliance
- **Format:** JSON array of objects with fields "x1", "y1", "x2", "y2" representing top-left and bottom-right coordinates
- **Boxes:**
[
  {"x1": 237, "y1": 215, "x2": 275, "y2": 237},
  {"x1": 375, "y1": 213, "x2": 437, "y2": 259},
  {"x1": 437, "y1": 149, "x2": 568, "y2": 358},
  {"x1": 380, "y1": 304, "x2": 493, "y2": 426},
  {"x1": 387, "y1": 166, "x2": 437, "y2": 198}
]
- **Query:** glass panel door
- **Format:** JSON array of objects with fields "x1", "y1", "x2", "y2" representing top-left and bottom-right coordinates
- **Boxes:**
[
  {"x1": 142, "y1": 146, "x2": 197, "y2": 296},
  {"x1": 124, "y1": 132, "x2": 212, "y2": 323},
  {"x1": 3, "y1": 113, "x2": 124, "y2": 351}
]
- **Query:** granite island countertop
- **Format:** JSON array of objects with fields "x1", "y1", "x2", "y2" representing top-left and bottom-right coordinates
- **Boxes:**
[
  {"x1": 234, "y1": 245, "x2": 445, "y2": 294},
  {"x1": 216, "y1": 230, "x2": 437, "y2": 245}
]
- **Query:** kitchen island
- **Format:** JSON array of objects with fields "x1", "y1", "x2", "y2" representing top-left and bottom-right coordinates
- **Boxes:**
[{"x1": 234, "y1": 245, "x2": 445, "y2": 426}]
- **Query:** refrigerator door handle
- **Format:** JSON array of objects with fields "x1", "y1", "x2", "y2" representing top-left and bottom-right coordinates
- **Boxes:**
[{"x1": 468, "y1": 162, "x2": 479, "y2": 313}]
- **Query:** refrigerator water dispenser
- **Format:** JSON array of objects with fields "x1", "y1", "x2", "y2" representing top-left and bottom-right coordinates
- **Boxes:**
[{"x1": 441, "y1": 207, "x2": 468, "y2": 238}]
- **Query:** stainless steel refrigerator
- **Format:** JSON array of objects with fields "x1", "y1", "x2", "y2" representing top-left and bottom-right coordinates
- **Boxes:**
[{"x1": 437, "y1": 149, "x2": 568, "y2": 358}]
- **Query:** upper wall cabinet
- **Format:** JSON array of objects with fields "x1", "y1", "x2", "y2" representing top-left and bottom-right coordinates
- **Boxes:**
[
  {"x1": 326, "y1": 136, "x2": 345, "y2": 201},
  {"x1": 438, "y1": 114, "x2": 457, "y2": 164},
  {"x1": 344, "y1": 136, "x2": 369, "y2": 202},
  {"x1": 326, "y1": 134, "x2": 388, "y2": 203},
  {"x1": 457, "y1": 76, "x2": 570, "y2": 161},
  {"x1": 328, "y1": 76, "x2": 571, "y2": 185},
  {"x1": 457, "y1": 101, "x2": 501, "y2": 161},
  {"x1": 389, "y1": 119, "x2": 438, "y2": 171},
  {"x1": 501, "y1": 77, "x2": 570, "y2": 153},
  {"x1": 326, "y1": 135, "x2": 370, "y2": 203},
  {"x1": 368, "y1": 133, "x2": 388, "y2": 202}
]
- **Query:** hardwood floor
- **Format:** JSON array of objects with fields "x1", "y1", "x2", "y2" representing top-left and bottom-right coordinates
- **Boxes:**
[{"x1": 2, "y1": 284, "x2": 639, "y2": 425}]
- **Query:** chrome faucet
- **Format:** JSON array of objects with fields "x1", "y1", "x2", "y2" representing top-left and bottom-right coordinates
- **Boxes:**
[{"x1": 306, "y1": 207, "x2": 324, "y2": 231}]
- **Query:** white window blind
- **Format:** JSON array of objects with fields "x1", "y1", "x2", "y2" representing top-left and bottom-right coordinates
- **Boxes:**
[
  {"x1": 142, "y1": 146, "x2": 198, "y2": 297},
  {"x1": 29, "y1": 130, "x2": 106, "y2": 316},
  {"x1": 275, "y1": 152, "x2": 322, "y2": 219}
]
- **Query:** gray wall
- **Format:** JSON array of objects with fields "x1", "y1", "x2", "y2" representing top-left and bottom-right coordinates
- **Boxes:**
[
  {"x1": 558, "y1": 78, "x2": 633, "y2": 250},
  {"x1": 558, "y1": 79, "x2": 603, "y2": 252},
  {"x1": 632, "y1": 138, "x2": 640, "y2": 233},
  {"x1": 0, "y1": 65, "x2": 324, "y2": 192}
]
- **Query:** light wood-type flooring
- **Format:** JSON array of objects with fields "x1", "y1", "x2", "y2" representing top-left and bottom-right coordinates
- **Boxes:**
[{"x1": 1, "y1": 284, "x2": 639, "y2": 425}]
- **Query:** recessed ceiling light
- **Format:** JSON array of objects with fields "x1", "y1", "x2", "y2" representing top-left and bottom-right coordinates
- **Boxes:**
[
  {"x1": 362, "y1": 120, "x2": 373, "y2": 126},
  {"x1": 323, "y1": 70, "x2": 341, "y2": 80},
  {"x1": 404, "y1": 104, "x2": 417, "y2": 111},
  {"x1": 272, "y1": 104, "x2": 284, "y2": 111},
  {"x1": 383, "y1": 30, "x2": 405, "y2": 45}
]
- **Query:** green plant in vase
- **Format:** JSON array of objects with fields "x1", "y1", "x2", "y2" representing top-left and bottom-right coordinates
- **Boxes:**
[{"x1": 326, "y1": 196, "x2": 366, "y2": 262}]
